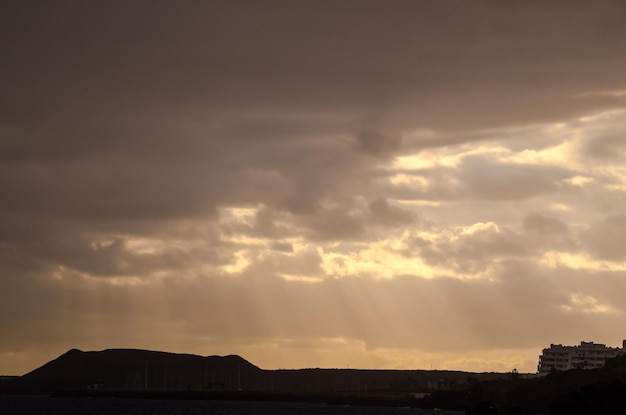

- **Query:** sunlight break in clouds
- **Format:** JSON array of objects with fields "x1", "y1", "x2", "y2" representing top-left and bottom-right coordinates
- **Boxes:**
[{"x1": 562, "y1": 293, "x2": 623, "y2": 316}]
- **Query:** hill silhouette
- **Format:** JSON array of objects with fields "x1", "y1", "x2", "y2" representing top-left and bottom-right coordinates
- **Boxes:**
[
  {"x1": 2, "y1": 348, "x2": 261, "y2": 394},
  {"x1": 0, "y1": 348, "x2": 503, "y2": 396}
]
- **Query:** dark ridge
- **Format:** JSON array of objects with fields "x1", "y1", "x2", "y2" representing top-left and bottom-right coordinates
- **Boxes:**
[
  {"x1": 6, "y1": 352, "x2": 626, "y2": 413},
  {"x1": 6, "y1": 349, "x2": 261, "y2": 394},
  {"x1": 0, "y1": 348, "x2": 505, "y2": 401}
]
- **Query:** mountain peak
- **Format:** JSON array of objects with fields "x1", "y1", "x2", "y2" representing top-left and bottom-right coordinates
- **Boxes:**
[{"x1": 17, "y1": 348, "x2": 261, "y2": 393}]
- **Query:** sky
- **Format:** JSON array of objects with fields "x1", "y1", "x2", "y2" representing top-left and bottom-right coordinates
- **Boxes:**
[{"x1": 2, "y1": 1, "x2": 626, "y2": 375}]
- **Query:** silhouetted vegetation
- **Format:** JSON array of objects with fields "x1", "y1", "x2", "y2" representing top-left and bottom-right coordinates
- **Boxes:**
[{"x1": 415, "y1": 354, "x2": 626, "y2": 414}]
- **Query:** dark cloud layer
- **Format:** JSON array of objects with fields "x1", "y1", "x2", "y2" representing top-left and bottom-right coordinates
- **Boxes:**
[
  {"x1": 583, "y1": 214, "x2": 626, "y2": 261},
  {"x1": 4, "y1": 1, "x2": 626, "y2": 127}
]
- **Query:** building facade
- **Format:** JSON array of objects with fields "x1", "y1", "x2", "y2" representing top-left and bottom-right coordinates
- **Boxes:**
[{"x1": 537, "y1": 341, "x2": 625, "y2": 375}]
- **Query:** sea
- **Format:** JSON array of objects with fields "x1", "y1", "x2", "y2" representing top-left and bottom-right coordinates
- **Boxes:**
[{"x1": 0, "y1": 396, "x2": 463, "y2": 415}]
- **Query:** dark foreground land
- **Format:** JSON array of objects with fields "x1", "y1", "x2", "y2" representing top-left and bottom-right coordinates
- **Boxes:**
[
  {"x1": 416, "y1": 354, "x2": 626, "y2": 414},
  {"x1": 1, "y1": 395, "x2": 462, "y2": 415},
  {"x1": 5, "y1": 349, "x2": 626, "y2": 414},
  {"x1": 52, "y1": 388, "x2": 420, "y2": 407}
]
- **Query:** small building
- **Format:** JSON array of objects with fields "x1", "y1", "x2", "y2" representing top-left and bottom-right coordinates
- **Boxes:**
[{"x1": 537, "y1": 340, "x2": 625, "y2": 376}]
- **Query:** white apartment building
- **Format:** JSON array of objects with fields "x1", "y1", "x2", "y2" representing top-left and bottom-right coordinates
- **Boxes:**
[{"x1": 537, "y1": 341, "x2": 625, "y2": 375}]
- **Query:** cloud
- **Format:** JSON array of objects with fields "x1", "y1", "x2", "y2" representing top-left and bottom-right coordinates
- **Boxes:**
[
  {"x1": 523, "y1": 213, "x2": 569, "y2": 235},
  {"x1": 368, "y1": 197, "x2": 416, "y2": 226},
  {"x1": 355, "y1": 125, "x2": 402, "y2": 157},
  {"x1": 460, "y1": 156, "x2": 573, "y2": 201},
  {"x1": 583, "y1": 129, "x2": 626, "y2": 160},
  {"x1": 582, "y1": 214, "x2": 626, "y2": 261},
  {"x1": 3, "y1": 1, "x2": 626, "y2": 375}
]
